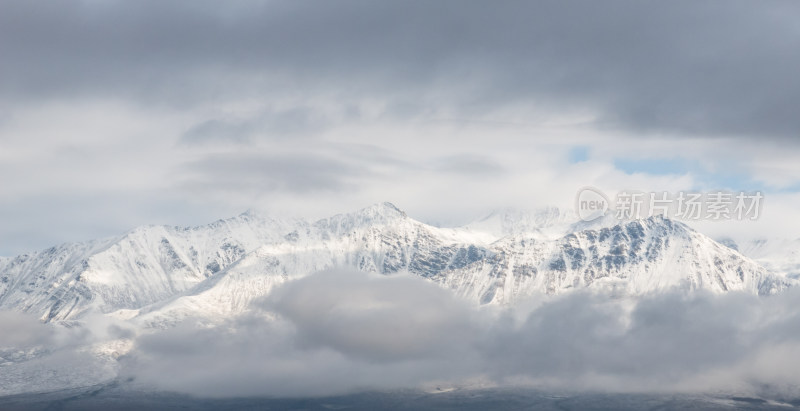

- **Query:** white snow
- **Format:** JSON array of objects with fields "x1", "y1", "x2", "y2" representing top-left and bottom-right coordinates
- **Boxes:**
[{"x1": 0, "y1": 203, "x2": 789, "y2": 327}]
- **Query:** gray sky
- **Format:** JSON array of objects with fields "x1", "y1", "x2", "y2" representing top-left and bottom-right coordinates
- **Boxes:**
[{"x1": 2, "y1": 0, "x2": 800, "y2": 255}]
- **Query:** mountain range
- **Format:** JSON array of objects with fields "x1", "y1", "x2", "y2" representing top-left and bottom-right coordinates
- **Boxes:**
[{"x1": 0, "y1": 202, "x2": 791, "y2": 327}]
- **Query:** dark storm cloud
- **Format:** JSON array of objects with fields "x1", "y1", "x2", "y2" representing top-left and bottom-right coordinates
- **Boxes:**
[{"x1": 1, "y1": 0, "x2": 798, "y2": 137}]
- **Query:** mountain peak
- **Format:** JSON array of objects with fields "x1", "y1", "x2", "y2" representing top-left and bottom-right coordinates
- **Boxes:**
[
  {"x1": 369, "y1": 201, "x2": 407, "y2": 217},
  {"x1": 462, "y1": 206, "x2": 577, "y2": 239},
  {"x1": 311, "y1": 202, "x2": 410, "y2": 235},
  {"x1": 238, "y1": 208, "x2": 262, "y2": 219},
  {"x1": 341, "y1": 202, "x2": 408, "y2": 220}
]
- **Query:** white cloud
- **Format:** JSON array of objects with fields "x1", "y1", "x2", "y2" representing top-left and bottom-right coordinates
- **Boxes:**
[
  {"x1": 1, "y1": 0, "x2": 800, "y2": 255},
  {"x1": 116, "y1": 269, "x2": 800, "y2": 398}
]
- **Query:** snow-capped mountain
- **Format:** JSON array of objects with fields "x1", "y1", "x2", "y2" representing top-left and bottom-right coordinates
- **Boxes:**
[
  {"x1": 0, "y1": 211, "x2": 305, "y2": 321},
  {"x1": 0, "y1": 203, "x2": 791, "y2": 326},
  {"x1": 438, "y1": 216, "x2": 784, "y2": 304}
]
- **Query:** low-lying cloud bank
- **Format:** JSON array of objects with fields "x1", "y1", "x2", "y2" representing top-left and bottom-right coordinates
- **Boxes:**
[
  {"x1": 4, "y1": 269, "x2": 800, "y2": 398},
  {"x1": 0, "y1": 311, "x2": 118, "y2": 395},
  {"x1": 120, "y1": 269, "x2": 800, "y2": 398}
]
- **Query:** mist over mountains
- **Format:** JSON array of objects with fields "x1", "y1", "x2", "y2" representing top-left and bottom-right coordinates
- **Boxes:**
[
  {"x1": 3, "y1": 1, "x2": 800, "y2": 408},
  {"x1": 1, "y1": 203, "x2": 800, "y2": 403}
]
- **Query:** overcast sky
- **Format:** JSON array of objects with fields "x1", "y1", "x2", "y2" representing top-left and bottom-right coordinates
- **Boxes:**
[{"x1": 2, "y1": 0, "x2": 800, "y2": 255}]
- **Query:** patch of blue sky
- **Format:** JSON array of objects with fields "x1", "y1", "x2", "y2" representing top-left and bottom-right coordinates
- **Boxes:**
[
  {"x1": 613, "y1": 157, "x2": 777, "y2": 192},
  {"x1": 568, "y1": 146, "x2": 590, "y2": 163}
]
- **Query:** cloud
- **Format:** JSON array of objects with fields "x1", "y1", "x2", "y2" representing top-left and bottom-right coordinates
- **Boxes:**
[
  {"x1": 119, "y1": 269, "x2": 800, "y2": 398},
  {"x1": 262, "y1": 270, "x2": 479, "y2": 362},
  {"x1": 180, "y1": 107, "x2": 330, "y2": 145},
  {"x1": 0, "y1": 311, "x2": 54, "y2": 348},
  {"x1": 178, "y1": 151, "x2": 367, "y2": 195},
  {"x1": 2, "y1": 0, "x2": 800, "y2": 255},
  {"x1": 0, "y1": 310, "x2": 118, "y2": 396},
  {"x1": 1, "y1": 1, "x2": 800, "y2": 400},
  {"x1": 7, "y1": 269, "x2": 800, "y2": 398},
  {"x1": 122, "y1": 270, "x2": 482, "y2": 397},
  {"x1": 433, "y1": 155, "x2": 506, "y2": 177},
  {"x1": 0, "y1": 310, "x2": 129, "y2": 352},
  {"x1": 1, "y1": 0, "x2": 799, "y2": 138}
]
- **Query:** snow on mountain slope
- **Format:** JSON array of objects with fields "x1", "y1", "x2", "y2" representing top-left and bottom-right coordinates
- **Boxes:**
[
  {"x1": 132, "y1": 202, "x2": 494, "y2": 326},
  {"x1": 732, "y1": 238, "x2": 800, "y2": 280},
  {"x1": 126, "y1": 205, "x2": 787, "y2": 327},
  {"x1": 0, "y1": 211, "x2": 305, "y2": 321},
  {"x1": 0, "y1": 203, "x2": 791, "y2": 326},
  {"x1": 0, "y1": 238, "x2": 118, "y2": 321},
  {"x1": 435, "y1": 216, "x2": 785, "y2": 305}
]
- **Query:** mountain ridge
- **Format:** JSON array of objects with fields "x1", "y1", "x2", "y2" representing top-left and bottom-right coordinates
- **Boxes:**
[{"x1": 0, "y1": 203, "x2": 792, "y2": 325}]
